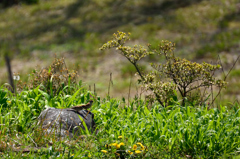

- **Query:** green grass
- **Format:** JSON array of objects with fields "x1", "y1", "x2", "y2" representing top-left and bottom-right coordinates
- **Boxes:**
[{"x1": 1, "y1": 82, "x2": 240, "y2": 158}]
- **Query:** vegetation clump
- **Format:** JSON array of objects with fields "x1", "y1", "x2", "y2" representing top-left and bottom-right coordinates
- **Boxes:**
[
  {"x1": 1, "y1": 86, "x2": 240, "y2": 158},
  {"x1": 101, "y1": 138, "x2": 148, "y2": 158},
  {"x1": 17, "y1": 57, "x2": 78, "y2": 96},
  {"x1": 100, "y1": 31, "x2": 227, "y2": 106}
]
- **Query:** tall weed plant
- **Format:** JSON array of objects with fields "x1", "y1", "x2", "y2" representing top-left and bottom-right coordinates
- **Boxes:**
[
  {"x1": 100, "y1": 31, "x2": 227, "y2": 106},
  {"x1": 17, "y1": 57, "x2": 78, "y2": 96}
]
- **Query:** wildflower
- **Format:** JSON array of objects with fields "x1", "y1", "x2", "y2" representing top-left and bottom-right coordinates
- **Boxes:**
[
  {"x1": 132, "y1": 144, "x2": 137, "y2": 150},
  {"x1": 88, "y1": 153, "x2": 91, "y2": 157},
  {"x1": 111, "y1": 143, "x2": 120, "y2": 149},
  {"x1": 137, "y1": 142, "x2": 143, "y2": 147},
  {"x1": 128, "y1": 151, "x2": 133, "y2": 155},
  {"x1": 118, "y1": 136, "x2": 122, "y2": 139},
  {"x1": 105, "y1": 144, "x2": 110, "y2": 148},
  {"x1": 7, "y1": 101, "x2": 11, "y2": 104},
  {"x1": 116, "y1": 144, "x2": 120, "y2": 149},
  {"x1": 101, "y1": 150, "x2": 107, "y2": 153},
  {"x1": 137, "y1": 142, "x2": 145, "y2": 150},
  {"x1": 135, "y1": 150, "x2": 142, "y2": 154},
  {"x1": 119, "y1": 142, "x2": 124, "y2": 147},
  {"x1": 71, "y1": 154, "x2": 74, "y2": 156},
  {"x1": 111, "y1": 143, "x2": 118, "y2": 147},
  {"x1": 13, "y1": 75, "x2": 20, "y2": 81}
]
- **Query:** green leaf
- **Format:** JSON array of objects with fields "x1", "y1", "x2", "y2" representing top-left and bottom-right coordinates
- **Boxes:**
[{"x1": 66, "y1": 87, "x2": 84, "y2": 107}]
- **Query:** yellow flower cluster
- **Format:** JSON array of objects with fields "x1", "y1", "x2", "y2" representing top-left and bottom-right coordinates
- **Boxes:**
[
  {"x1": 102, "y1": 142, "x2": 146, "y2": 154},
  {"x1": 105, "y1": 142, "x2": 125, "y2": 149},
  {"x1": 101, "y1": 136, "x2": 147, "y2": 156},
  {"x1": 101, "y1": 150, "x2": 107, "y2": 153},
  {"x1": 130, "y1": 142, "x2": 146, "y2": 154}
]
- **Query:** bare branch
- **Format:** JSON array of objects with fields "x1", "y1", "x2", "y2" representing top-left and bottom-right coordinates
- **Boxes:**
[{"x1": 211, "y1": 55, "x2": 240, "y2": 105}]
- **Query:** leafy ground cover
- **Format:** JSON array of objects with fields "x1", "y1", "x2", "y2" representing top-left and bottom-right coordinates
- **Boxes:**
[{"x1": 1, "y1": 83, "x2": 240, "y2": 158}]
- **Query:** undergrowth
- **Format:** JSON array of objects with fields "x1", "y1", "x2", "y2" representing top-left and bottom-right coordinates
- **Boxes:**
[{"x1": 1, "y1": 82, "x2": 240, "y2": 158}]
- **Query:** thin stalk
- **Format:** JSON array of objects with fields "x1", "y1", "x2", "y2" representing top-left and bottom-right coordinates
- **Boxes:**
[
  {"x1": 211, "y1": 55, "x2": 240, "y2": 105},
  {"x1": 132, "y1": 62, "x2": 164, "y2": 106},
  {"x1": 128, "y1": 74, "x2": 132, "y2": 107},
  {"x1": 94, "y1": 83, "x2": 96, "y2": 95},
  {"x1": 108, "y1": 73, "x2": 113, "y2": 98},
  {"x1": 5, "y1": 55, "x2": 14, "y2": 93}
]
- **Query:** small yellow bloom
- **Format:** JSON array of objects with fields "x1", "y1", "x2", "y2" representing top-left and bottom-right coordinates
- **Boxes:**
[
  {"x1": 119, "y1": 142, "x2": 124, "y2": 147},
  {"x1": 135, "y1": 150, "x2": 142, "y2": 154},
  {"x1": 71, "y1": 154, "x2": 74, "y2": 156},
  {"x1": 111, "y1": 143, "x2": 117, "y2": 146},
  {"x1": 7, "y1": 101, "x2": 11, "y2": 104},
  {"x1": 88, "y1": 153, "x2": 91, "y2": 157},
  {"x1": 137, "y1": 142, "x2": 144, "y2": 147},
  {"x1": 111, "y1": 143, "x2": 120, "y2": 149},
  {"x1": 132, "y1": 144, "x2": 137, "y2": 150},
  {"x1": 101, "y1": 150, "x2": 107, "y2": 153},
  {"x1": 119, "y1": 142, "x2": 125, "y2": 146},
  {"x1": 118, "y1": 136, "x2": 122, "y2": 139},
  {"x1": 128, "y1": 151, "x2": 133, "y2": 155},
  {"x1": 141, "y1": 146, "x2": 145, "y2": 150},
  {"x1": 116, "y1": 144, "x2": 120, "y2": 149},
  {"x1": 111, "y1": 143, "x2": 118, "y2": 147},
  {"x1": 105, "y1": 144, "x2": 110, "y2": 148}
]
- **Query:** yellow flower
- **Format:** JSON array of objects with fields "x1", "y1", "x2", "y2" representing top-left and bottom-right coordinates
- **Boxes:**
[
  {"x1": 132, "y1": 144, "x2": 137, "y2": 150},
  {"x1": 101, "y1": 150, "x2": 107, "y2": 153},
  {"x1": 88, "y1": 153, "x2": 91, "y2": 157},
  {"x1": 111, "y1": 143, "x2": 118, "y2": 147},
  {"x1": 136, "y1": 142, "x2": 145, "y2": 150},
  {"x1": 7, "y1": 101, "x2": 11, "y2": 104},
  {"x1": 137, "y1": 142, "x2": 144, "y2": 147},
  {"x1": 118, "y1": 136, "x2": 122, "y2": 139},
  {"x1": 116, "y1": 144, "x2": 120, "y2": 149},
  {"x1": 128, "y1": 151, "x2": 133, "y2": 155},
  {"x1": 71, "y1": 154, "x2": 74, "y2": 156},
  {"x1": 111, "y1": 143, "x2": 120, "y2": 149},
  {"x1": 105, "y1": 144, "x2": 110, "y2": 148},
  {"x1": 119, "y1": 142, "x2": 125, "y2": 147},
  {"x1": 135, "y1": 150, "x2": 142, "y2": 154}
]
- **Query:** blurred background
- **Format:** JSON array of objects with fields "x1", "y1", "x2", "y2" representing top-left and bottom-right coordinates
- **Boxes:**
[{"x1": 0, "y1": 0, "x2": 240, "y2": 104}]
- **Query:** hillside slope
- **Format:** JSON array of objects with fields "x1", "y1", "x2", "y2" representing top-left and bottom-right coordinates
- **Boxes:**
[{"x1": 0, "y1": 0, "x2": 239, "y2": 102}]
